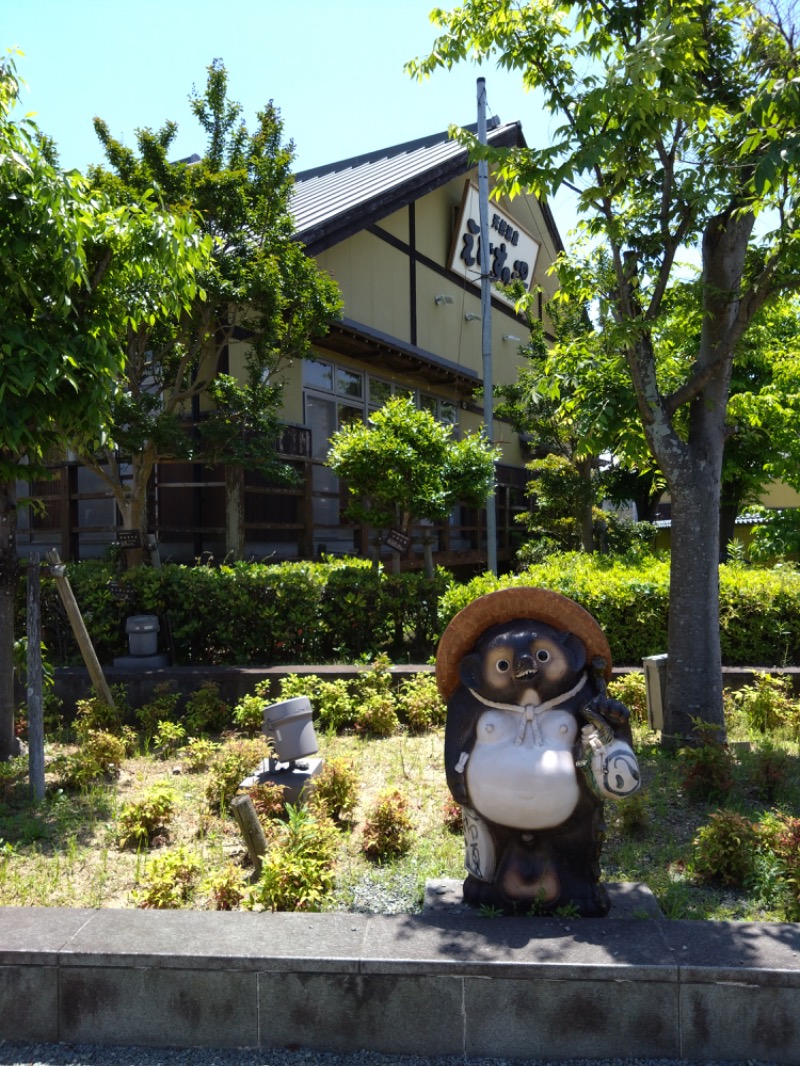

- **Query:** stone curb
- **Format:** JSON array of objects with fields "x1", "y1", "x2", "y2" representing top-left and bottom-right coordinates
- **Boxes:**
[{"x1": 2, "y1": 904, "x2": 800, "y2": 1061}]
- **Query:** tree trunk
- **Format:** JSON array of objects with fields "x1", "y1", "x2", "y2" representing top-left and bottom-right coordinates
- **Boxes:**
[
  {"x1": 576, "y1": 457, "x2": 595, "y2": 552},
  {"x1": 0, "y1": 480, "x2": 20, "y2": 761},
  {"x1": 664, "y1": 467, "x2": 726, "y2": 746},
  {"x1": 225, "y1": 464, "x2": 246, "y2": 561}
]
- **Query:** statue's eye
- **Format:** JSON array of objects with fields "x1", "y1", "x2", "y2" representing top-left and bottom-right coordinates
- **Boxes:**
[
  {"x1": 496, "y1": 659, "x2": 510, "y2": 672},
  {"x1": 536, "y1": 649, "x2": 551, "y2": 663}
]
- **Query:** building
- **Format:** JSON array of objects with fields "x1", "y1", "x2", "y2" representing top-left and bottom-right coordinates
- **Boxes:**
[{"x1": 18, "y1": 118, "x2": 564, "y2": 571}]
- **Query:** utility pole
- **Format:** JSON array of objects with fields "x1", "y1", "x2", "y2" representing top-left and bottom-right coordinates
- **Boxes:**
[{"x1": 477, "y1": 76, "x2": 497, "y2": 575}]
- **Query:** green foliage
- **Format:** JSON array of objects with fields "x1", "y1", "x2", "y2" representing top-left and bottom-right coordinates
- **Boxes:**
[
  {"x1": 759, "y1": 813, "x2": 800, "y2": 920},
  {"x1": 354, "y1": 694, "x2": 399, "y2": 739},
  {"x1": 116, "y1": 783, "x2": 178, "y2": 849},
  {"x1": 135, "y1": 683, "x2": 180, "y2": 740},
  {"x1": 308, "y1": 757, "x2": 359, "y2": 824},
  {"x1": 748, "y1": 507, "x2": 800, "y2": 563},
  {"x1": 725, "y1": 674, "x2": 796, "y2": 735},
  {"x1": 244, "y1": 803, "x2": 338, "y2": 912},
  {"x1": 442, "y1": 796, "x2": 463, "y2": 834},
  {"x1": 152, "y1": 721, "x2": 187, "y2": 759},
  {"x1": 394, "y1": 672, "x2": 445, "y2": 733},
  {"x1": 180, "y1": 737, "x2": 219, "y2": 772},
  {"x1": 246, "y1": 781, "x2": 288, "y2": 823},
  {"x1": 679, "y1": 736, "x2": 735, "y2": 804},
  {"x1": 183, "y1": 681, "x2": 229, "y2": 735},
  {"x1": 133, "y1": 846, "x2": 202, "y2": 909},
  {"x1": 607, "y1": 672, "x2": 648, "y2": 724},
  {"x1": 79, "y1": 59, "x2": 342, "y2": 536},
  {"x1": 202, "y1": 863, "x2": 248, "y2": 911},
  {"x1": 232, "y1": 694, "x2": 265, "y2": 737},
  {"x1": 326, "y1": 395, "x2": 498, "y2": 576},
  {"x1": 204, "y1": 737, "x2": 269, "y2": 814},
  {"x1": 691, "y1": 811, "x2": 760, "y2": 888},
  {"x1": 73, "y1": 692, "x2": 127, "y2": 739},
  {"x1": 53, "y1": 731, "x2": 127, "y2": 790},
  {"x1": 46, "y1": 559, "x2": 447, "y2": 667},
  {"x1": 362, "y1": 789, "x2": 414, "y2": 862},
  {"x1": 315, "y1": 680, "x2": 356, "y2": 733}
]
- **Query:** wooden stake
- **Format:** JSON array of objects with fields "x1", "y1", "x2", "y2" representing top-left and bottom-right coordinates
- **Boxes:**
[
  {"x1": 45, "y1": 549, "x2": 115, "y2": 709},
  {"x1": 230, "y1": 793, "x2": 268, "y2": 876}
]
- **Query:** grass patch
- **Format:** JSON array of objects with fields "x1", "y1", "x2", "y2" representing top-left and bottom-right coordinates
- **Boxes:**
[{"x1": 2, "y1": 674, "x2": 800, "y2": 918}]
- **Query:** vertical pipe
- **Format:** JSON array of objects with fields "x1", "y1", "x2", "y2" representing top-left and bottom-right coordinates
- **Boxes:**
[{"x1": 477, "y1": 77, "x2": 497, "y2": 575}]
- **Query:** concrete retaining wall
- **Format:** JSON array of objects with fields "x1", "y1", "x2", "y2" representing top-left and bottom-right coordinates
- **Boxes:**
[{"x1": 2, "y1": 905, "x2": 800, "y2": 1062}]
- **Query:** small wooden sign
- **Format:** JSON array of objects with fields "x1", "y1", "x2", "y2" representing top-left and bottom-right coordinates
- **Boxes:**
[
  {"x1": 117, "y1": 530, "x2": 143, "y2": 549},
  {"x1": 107, "y1": 580, "x2": 135, "y2": 602},
  {"x1": 386, "y1": 529, "x2": 410, "y2": 553}
]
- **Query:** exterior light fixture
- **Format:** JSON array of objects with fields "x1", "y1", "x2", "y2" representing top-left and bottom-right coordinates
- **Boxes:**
[
  {"x1": 464, "y1": 312, "x2": 480, "y2": 321},
  {"x1": 502, "y1": 334, "x2": 521, "y2": 342},
  {"x1": 434, "y1": 294, "x2": 454, "y2": 305}
]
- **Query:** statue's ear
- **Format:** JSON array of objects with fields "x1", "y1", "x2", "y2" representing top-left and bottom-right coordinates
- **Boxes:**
[
  {"x1": 558, "y1": 631, "x2": 587, "y2": 675},
  {"x1": 459, "y1": 652, "x2": 483, "y2": 690}
]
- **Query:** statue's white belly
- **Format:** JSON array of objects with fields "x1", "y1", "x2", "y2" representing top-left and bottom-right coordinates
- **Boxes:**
[{"x1": 466, "y1": 707, "x2": 580, "y2": 829}]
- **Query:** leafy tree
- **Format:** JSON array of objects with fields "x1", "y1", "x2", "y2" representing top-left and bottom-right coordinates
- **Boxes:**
[
  {"x1": 410, "y1": 0, "x2": 800, "y2": 744},
  {"x1": 76, "y1": 60, "x2": 342, "y2": 560},
  {"x1": 325, "y1": 395, "x2": 499, "y2": 576},
  {"x1": 0, "y1": 52, "x2": 210, "y2": 759}
]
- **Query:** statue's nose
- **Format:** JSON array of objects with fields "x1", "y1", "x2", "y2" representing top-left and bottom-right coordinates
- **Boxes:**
[{"x1": 516, "y1": 654, "x2": 536, "y2": 675}]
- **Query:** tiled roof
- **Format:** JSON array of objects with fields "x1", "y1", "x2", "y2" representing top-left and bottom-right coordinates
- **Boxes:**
[{"x1": 291, "y1": 118, "x2": 557, "y2": 255}]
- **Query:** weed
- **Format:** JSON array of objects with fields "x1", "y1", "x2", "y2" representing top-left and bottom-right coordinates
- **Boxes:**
[
  {"x1": 203, "y1": 863, "x2": 248, "y2": 911},
  {"x1": 442, "y1": 796, "x2": 463, "y2": 834},
  {"x1": 53, "y1": 731, "x2": 127, "y2": 790},
  {"x1": 726, "y1": 673, "x2": 796, "y2": 735},
  {"x1": 362, "y1": 788, "x2": 414, "y2": 861},
  {"x1": 74, "y1": 693, "x2": 126, "y2": 738}
]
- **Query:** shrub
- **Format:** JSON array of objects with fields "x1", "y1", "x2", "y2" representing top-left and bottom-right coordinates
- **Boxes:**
[
  {"x1": 744, "y1": 741, "x2": 792, "y2": 803},
  {"x1": 607, "y1": 672, "x2": 648, "y2": 724},
  {"x1": 354, "y1": 693, "x2": 399, "y2": 738},
  {"x1": 232, "y1": 694, "x2": 265, "y2": 737},
  {"x1": 73, "y1": 691, "x2": 127, "y2": 738},
  {"x1": 680, "y1": 741, "x2": 735, "y2": 803},
  {"x1": 152, "y1": 720, "x2": 187, "y2": 759},
  {"x1": 362, "y1": 789, "x2": 414, "y2": 861},
  {"x1": 136, "y1": 683, "x2": 180, "y2": 739},
  {"x1": 691, "y1": 810, "x2": 760, "y2": 887},
  {"x1": 54, "y1": 730, "x2": 127, "y2": 789},
  {"x1": 307, "y1": 756, "x2": 359, "y2": 823},
  {"x1": 203, "y1": 863, "x2": 248, "y2": 911},
  {"x1": 760, "y1": 813, "x2": 800, "y2": 920},
  {"x1": 205, "y1": 737, "x2": 270, "y2": 814},
  {"x1": 180, "y1": 737, "x2": 219, "y2": 772},
  {"x1": 133, "y1": 846, "x2": 202, "y2": 908},
  {"x1": 315, "y1": 679, "x2": 355, "y2": 732},
  {"x1": 247, "y1": 781, "x2": 288, "y2": 822},
  {"x1": 442, "y1": 796, "x2": 463, "y2": 834},
  {"x1": 395, "y1": 672, "x2": 445, "y2": 733},
  {"x1": 244, "y1": 803, "x2": 338, "y2": 912},
  {"x1": 184, "y1": 681, "x2": 230, "y2": 735},
  {"x1": 725, "y1": 673, "x2": 796, "y2": 734},
  {"x1": 116, "y1": 783, "x2": 178, "y2": 849}
]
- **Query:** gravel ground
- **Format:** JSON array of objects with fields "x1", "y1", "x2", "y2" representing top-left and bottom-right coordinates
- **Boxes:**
[{"x1": 0, "y1": 1045, "x2": 783, "y2": 1066}]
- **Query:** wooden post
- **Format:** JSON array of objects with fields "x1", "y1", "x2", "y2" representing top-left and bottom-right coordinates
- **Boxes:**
[
  {"x1": 27, "y1": 554, "x2": 45, "y2": 802},
  {"x1": 230, "y1": 793, "x2": 268, "y2": 877},
  {"x1": 45, "y1": 549, "x2": 115, "y2": 709}
]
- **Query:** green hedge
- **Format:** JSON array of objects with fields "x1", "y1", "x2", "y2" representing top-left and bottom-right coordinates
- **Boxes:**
[
  {"x1": 438, "y1": 555, "x2": 800, "y2": 667},
  {"x1": 41, "y1": 558, "x2": 450, "y2": 667},
  {"x1": 38, "y1": 553, "x2": 800, "y2": 668}
]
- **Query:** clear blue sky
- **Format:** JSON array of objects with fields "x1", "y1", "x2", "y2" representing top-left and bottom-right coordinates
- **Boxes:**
[{"x1": 5, "y1": 0, "x2": 579, "y2": 240}]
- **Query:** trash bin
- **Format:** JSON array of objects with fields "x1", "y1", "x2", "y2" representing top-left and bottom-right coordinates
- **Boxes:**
[
  {"x1": 263, "y1": 696, "x2": 318, "y2": 763},
  {"x1": 126, "y1": 615, "x2": 160, "y2": 658},
  {"x1": 642, "y1": 654, "x2": 668, "y2": 731}
]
